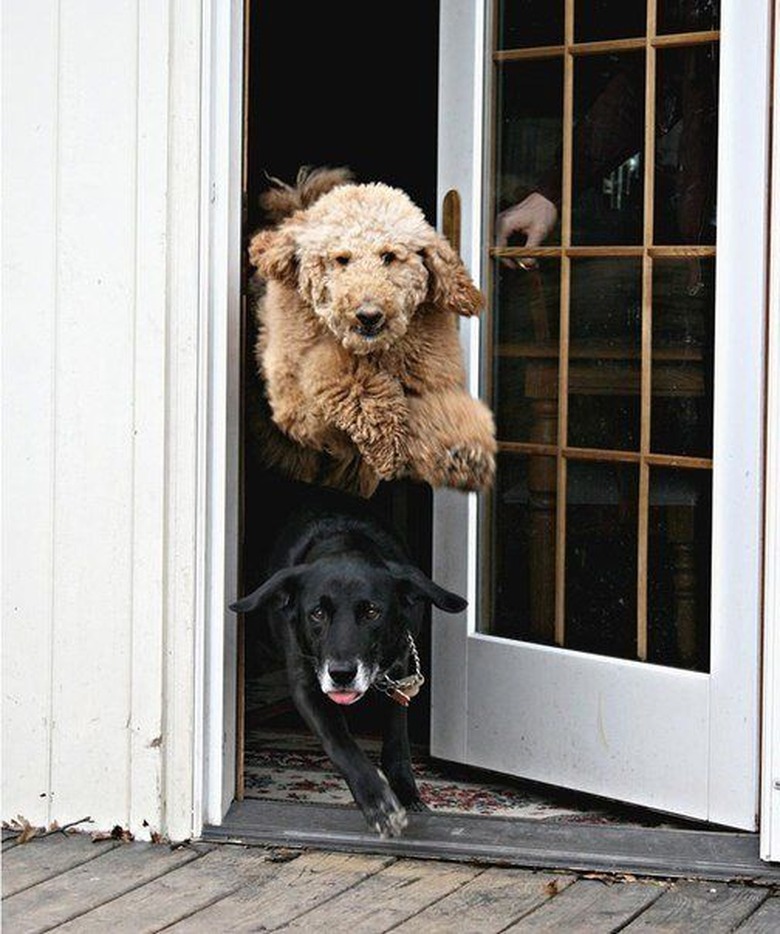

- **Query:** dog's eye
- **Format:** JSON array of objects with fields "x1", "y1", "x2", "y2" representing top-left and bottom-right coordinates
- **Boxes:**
[
  {"x1": 381, "y1": 251, "x2": 396, "y2": 266},
  {"x1": 309, "y1": 606, "x2": 327, "y2": 623},
  {"x1": 362, "y1": 603, "x2": 381, "y2": 620},
  {"x1": 334, "y1": 254, "x2": 351, "y2": 267}
]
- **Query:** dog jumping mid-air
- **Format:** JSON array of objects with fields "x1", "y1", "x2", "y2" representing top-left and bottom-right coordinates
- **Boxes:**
[{"x1": 247, "y1": 166, "x2": 497, "y2": 498}]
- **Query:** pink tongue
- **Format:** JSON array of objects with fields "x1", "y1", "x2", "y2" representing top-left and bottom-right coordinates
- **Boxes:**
[{"x1": 327, "y1": 691, "x2": 362, "y2": 706}]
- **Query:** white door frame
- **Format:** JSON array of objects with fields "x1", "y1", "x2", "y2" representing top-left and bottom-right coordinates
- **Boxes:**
[
  {"x1": 432, "y1": 0, "x2": 770, "y2": 831},
  {"x1": 760, "y1": 0, "x2": 780, "y2": 865},
  {"x1": 196, "y1": 0, "x2": 244, "y2": 831}
]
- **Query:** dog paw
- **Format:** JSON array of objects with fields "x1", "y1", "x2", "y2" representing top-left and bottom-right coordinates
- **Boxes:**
[
  {"x1": 363, "y1": 794, "x2": 408, "y2": 838},
  {"x1": 443, "y1": 444, "x2": 496, "y2": 491},
  {"x1": 356, "y1": 770, "x2": 408, "y2": 837}
]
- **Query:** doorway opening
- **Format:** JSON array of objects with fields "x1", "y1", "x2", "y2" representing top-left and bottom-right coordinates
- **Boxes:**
[{"x1": 239, "y1": 0, "x2": 438, "y2": 802}]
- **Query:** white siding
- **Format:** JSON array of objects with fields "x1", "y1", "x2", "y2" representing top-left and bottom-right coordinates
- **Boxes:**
[{"x1": 2, "y1": 0, "x2": 209, "y2": 840}]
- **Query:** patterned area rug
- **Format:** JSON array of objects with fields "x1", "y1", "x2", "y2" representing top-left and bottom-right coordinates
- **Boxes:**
[{"x1": 243, "y1": 726, "x2": 684, "y2": 826}]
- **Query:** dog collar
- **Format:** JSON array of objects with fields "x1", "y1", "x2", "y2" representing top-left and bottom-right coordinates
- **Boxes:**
[{"x1": 372, "y1": 631, "x2": 425, "y2": 707}]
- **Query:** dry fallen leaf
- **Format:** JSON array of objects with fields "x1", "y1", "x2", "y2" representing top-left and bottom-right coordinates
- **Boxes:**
[
  {"x1": 92, "y1": 825, "x2": 134, "y2": 843},
  {"x1": 543, "y1": 879, "x2": 561, "y2": 896},
  {"x1": 4, "y1": 816, "x2": 41, "y2": 844}
]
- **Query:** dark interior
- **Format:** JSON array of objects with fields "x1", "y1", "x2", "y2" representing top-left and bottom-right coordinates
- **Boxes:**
[{"x1": 240, "y1": 0, "x2": 441, "y2": 756}]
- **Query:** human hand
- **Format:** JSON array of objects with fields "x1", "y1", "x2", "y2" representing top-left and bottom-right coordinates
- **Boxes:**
[{"x1": 495, "y1": 192, "x2": 558, "y2": 269}]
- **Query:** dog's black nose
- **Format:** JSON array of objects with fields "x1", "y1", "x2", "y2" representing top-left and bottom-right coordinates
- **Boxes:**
[
  {"x1": 329, "y1": 662, "x2": 358, "y2": 687},
  {"x1": 355, "y1": 307, "x2": 385, "y2": 331}
]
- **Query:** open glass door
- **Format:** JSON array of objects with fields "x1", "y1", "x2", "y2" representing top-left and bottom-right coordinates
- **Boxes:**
[{"x1": 431, "y1": 0, "x2": 768, "y2": 829}]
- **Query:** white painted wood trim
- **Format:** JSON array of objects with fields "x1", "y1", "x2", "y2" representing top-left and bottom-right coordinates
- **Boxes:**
[
  {"x1": 761, "y1": 0, "x2": 780, "y2": 865},
  {"x1": 707, "y1": 0, "x2": 771, "y2": 830},
  {"x1": 199, "y1": 0, "x2": 244, "y2": 829},
  {"x1": 1, "y1": 0, "x2": 61, "y2": 831},
  {"x1": 161, "y1": 0, "x2": 209, "y2": 842},
  {"x1": 431, "y1": 0, "x2": 486, "y2": 762},
  {"x1": 129, "y1": 0, "x2": 172, "y2": 835}
]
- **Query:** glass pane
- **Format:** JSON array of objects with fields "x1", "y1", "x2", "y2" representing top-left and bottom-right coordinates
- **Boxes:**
[
  {"x1": 495, "y1": 59, "x2": 564, "y2": 247},
  {"x1": 568, "y1": 259, "x2": 642, "y2": 451},
  {"x1": 655, "y1": 44, "x2": 719, "y2": 245},
  {"x1": 651, "y1": 259, "x2": 715, "y2": 457},
  {"x1": 658, "y1": 0, "x2": 720, "y2": 34},
  {"x1": 648, "y1": 468, "x2": 712, "y2": 670},
  {"x1": 572, "y1": 53, "x2": 645, "y2": 245},
  {"x1": 574, "y1": 0, "x2": 646, "y2": 42},
  {"x1": 493, "y1": 259, "x2": 560, "y2": 443},
  {"x1": 565, "y1": 460, "x2": 638, "y2": 658},
  {"x1": 485, "y1": 453, "x2": 558, "y2": 643},
  {"x1": 497, "y1": 0, "x2": 564, "y2": 50}
]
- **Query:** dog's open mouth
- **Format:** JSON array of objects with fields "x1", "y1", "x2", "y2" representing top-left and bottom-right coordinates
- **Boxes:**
[{"x1": 326, "y1": 690, "x2": 365, "y2": 705}]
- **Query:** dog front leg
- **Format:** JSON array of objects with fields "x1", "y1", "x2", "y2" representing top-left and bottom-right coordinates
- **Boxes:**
[
  {"x1": 381, "y1": 702, "x2": 427, "y2": 811},
  {"x1": 290, "y1": 682, "x2": 408, "y2": 837},
  {"x1": 306, "y1": 359, "x2": 409, "y2": 480},
  {"x1": 405, "y1": 389, "x2": 497, "y2": 491}
]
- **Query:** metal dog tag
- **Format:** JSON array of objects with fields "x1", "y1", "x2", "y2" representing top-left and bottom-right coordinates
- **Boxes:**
[{"x1": 394, "y1": 674, "x2": 425, "y2": 702}]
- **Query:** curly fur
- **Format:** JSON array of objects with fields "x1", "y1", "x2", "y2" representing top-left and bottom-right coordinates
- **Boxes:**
[{"x1": 248, "y1": 167, "x2": 497, "y2": 497}]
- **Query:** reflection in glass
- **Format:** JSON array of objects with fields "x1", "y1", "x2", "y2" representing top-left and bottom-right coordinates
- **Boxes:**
[
  {"x1": 568, "y1": 259, "x2": 642, "y2": 451},
  {"x1": 572, "y1": 54, "x2": 645, "y2": 245},
  {"x1": 648, "y1": 468, "x2": 712, "y2": 670},
  {"x1": 495, "y1": 59, "x2": 563, "y2": 247},
  {"x1": 493, "y1": 260, "x2": 560, "y2": 444},
  {"x1": 497, "y1": 0, "x2": 564, "y2": 50},
  {"x1": 657, "y1": 0, "x2": 720, "y2": 34},
  {"x1": 652, "y1": 260, "x2": 715, "y2": 457},
  {"x1": 655, "y1": 45, "x2": 719, "y2": 245},
  {"x1": 486, "y1": 454, "x2": 558, "y2": 642},
  {"x1": 565, "y1": 461, "x2": 638, "y2": 659},
  {"x1": 574, "y1": 0, "x2": 645, "y2": 42}
]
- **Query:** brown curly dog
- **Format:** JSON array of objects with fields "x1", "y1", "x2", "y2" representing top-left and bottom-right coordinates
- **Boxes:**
[{"x1": 248, "y1": 167, "x2": 496, "y2": 498}]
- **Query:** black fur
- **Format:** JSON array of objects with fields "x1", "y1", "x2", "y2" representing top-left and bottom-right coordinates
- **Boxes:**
[{"x1": 230, "y1": 486, "x2": 466, "y2": 837}]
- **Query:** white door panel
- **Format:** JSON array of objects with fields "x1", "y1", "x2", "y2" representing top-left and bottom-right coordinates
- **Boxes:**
[
  {"x1": 466, "y1": 639, "x2": 708, "y2": 817},
  {"x1": 432, "y1": 0, "x2": 767, "y2": 830}
]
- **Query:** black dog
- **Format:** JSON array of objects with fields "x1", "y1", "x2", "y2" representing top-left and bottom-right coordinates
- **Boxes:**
[{"x1": 230, "y1": 487, "x2": 466, "y2": 837}]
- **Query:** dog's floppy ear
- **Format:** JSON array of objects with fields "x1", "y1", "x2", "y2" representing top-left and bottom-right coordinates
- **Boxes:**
[
  {"x1": 387, "y1": 562, "x2": 467, "y2": 613},
  {"x1": 422, "y1": 233, "x2": 485, "y2": 317},
  {"x1": 248, "y1": 224, "x2": 299, "y2": 285},
  {"x1": 229, "y1": 565, "x2": 307, "y2": 614}
]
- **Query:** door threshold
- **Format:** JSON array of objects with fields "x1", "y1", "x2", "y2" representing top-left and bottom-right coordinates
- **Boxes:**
[{"x1": 202, "y1": 798, "x2": 780, "y2": 883}]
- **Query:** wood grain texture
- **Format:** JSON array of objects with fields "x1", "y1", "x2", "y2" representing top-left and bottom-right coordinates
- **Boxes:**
[
  {"x1": 388, "y1": 867, "x2": 576, "y2": 934},
  {"x1": 621, "y1": 880, "x2": 769, "y2": 932},
  {"x1": 503, "y1": 877, "x2": 663, "y2": 932},
  {"x1": 274, "y1": 857, "x2": 483, "y2": 933},
  {"x1": 2, "y1": 841, "x2": 204, "y2": 933},
  {"x1": 2, "y1": 834, "x2": 119, "y2": 898},
  {"x1": 166, "y1": 850, "x2": 394, "y2": 933}
]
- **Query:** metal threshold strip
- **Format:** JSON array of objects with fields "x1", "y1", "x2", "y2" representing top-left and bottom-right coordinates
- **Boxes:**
[{"x1": 202, "y1": 799, "x2": 780, "y2": 883}]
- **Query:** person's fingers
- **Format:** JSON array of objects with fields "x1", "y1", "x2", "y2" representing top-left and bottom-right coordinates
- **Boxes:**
[
  {"x1": 496, "y1": 208, "x2": 526, "y2": 266},
  {"x1": 523, "y1": 223, "x2": 545, "y2": 249}
]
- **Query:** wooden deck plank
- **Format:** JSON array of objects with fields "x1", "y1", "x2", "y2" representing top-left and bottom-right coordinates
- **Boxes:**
[
  {"x1": 387, "y1": 867, "x2": 577, "y2": 934},
  {"x1": 81, "y1": 848, "x2": 393, "y2": 933},
  {"x1": 48, "y1": 844, "x2": 279, "y2": 933},
  {"x1": 2, "y1": 833, "x2": 120, "y2": 897},
  {"x1": 735, "y1": 896, "x2": 780, "y2": 933},
  {"x1": 621, "y1": 880, "x2": 769, "y2": 932},
  {"x1": 272, "y1": 857, "x2": 484, "y2": 932},
  {"x1": 502, "y1": 877, "x2": 666, "y2": 932},
  {"x1": 2, "y1": 840, "x2": 204, "y2": 934}
]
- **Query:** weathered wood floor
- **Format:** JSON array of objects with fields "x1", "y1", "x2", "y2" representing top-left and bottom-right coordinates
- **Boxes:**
[{"x1": 3, "y1": 831, "x2": 780, "y2": 933}]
